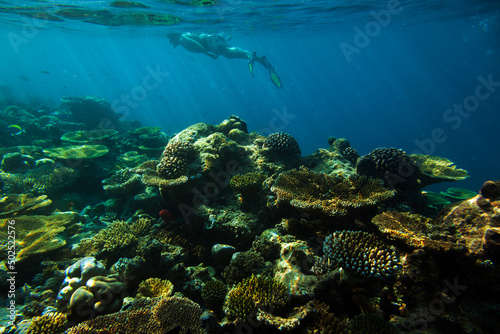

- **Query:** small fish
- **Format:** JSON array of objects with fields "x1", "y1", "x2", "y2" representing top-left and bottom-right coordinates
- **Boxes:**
[
  {"x1": 19, "y1": 75, "x2": 30, "y2": 81},
  {"x1": 40, "y1": 70, "x2": 50, "y2": 75},
  {"x1": 7, "y1": 124, "x2": 25, "y2": 136},
  {"x1": 159, "y1": 209, "x2": 175, "y2": 222}
]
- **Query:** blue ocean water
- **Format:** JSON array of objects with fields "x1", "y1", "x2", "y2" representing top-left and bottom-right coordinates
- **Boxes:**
[{"x1": 0, "y1": 0, "x2": 499, "y2": 191}]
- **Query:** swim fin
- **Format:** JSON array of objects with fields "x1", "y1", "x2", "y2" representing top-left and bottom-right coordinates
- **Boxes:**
[
  {"x1": 261, "y1": 56, "x2": 283, "y2": 89},
  {"x1": 248, "y1": 52, "x2": 256, "y2": 77}
]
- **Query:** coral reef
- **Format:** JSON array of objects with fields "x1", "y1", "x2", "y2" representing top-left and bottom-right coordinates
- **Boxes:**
[
  {"x1": 263, "y1": 132, "x2": 301, "y2": 156},
  {"x1": 411, "y1": 153, "x2": 470, "y2": 186},
  {"x1": 65, "y1": 296, "x2": 204, "y2": 334},
  {"x1": 136, "y1": 277, "x2": 173, "y2": 298},
  {"x1": 270, "y1": 167, "x2": 394, "y2": 219},
  {"x1": 224, "y1": 274, "x2": 289, "y2": 320},
  {"x1": 156, "y1": 141, "x2": 196, "y2": 179},
  {"x1": 322, "y1": 231, "x2": 401, "y2": 278}
]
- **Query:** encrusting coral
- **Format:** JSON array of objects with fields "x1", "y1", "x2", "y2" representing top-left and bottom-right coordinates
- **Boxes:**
[
  {"x1": 263, "y1": 132, "x2": 301, "y2": 156},
  {"x1": 224, "y1": 274, "x2": 289, "y2": 320},
  {"x1": 270, "y1": 167, "x2": 395, "y2": 218},
  {"x1": 320, "y1": 230, "x2": 400, "y2": 278},
  {"x1": 136, "y1": 277, "x2": 173, "y2": 298}
]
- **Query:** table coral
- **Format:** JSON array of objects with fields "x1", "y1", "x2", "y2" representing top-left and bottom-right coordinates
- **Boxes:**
[
  {"x1": 61, "y1": 129, "x2": 118, "y2": 143},
  {"x1": 0, "y1": 193, "x2": 52, "y2": 218},
  {"x1": 270, "y1": 167, "x2": 394, "y2": 218},
  {"x1": 372, "y1": 211, "x2": 462, "y2": 252},
  {"x1": 0, "y1": 212, "x2": 80, "y2": 263},
  {"x1": 322, "y1": 231, "x2": 401, "y2": 278},
  {"x1": 43, "y1": 145, "x2": 109, "y2": 160},
  {"x1": 411, "y1": 154, "x2": 469, "y2": 186}
]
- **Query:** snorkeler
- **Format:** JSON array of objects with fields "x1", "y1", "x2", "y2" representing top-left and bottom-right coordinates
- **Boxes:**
[{"x1": 167, "y1": 32, "x2": 283, "y2": 89}]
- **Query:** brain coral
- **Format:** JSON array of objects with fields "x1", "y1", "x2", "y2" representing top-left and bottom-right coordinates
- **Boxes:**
[
  {"x1": 156, "y1": 141, "x2": 196, "y2": 179},
  {"x1": 263, "y1": 132, "x2": 301, "y2": 155},
  {"x1": 270, "y1": 167, "x2": 395, "y2": 218},
  {"x1": 224, "y1": 274, "x2": 289, "y2": 320},
  {"x1": 322, "y1": 231, "x2": 400, "y2": 278},
  {"x1": 356, "y1": 147, "x2": 420, "y2": 189}
]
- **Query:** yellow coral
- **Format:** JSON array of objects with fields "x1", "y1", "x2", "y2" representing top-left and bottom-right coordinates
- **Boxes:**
[
  {"x1": 76, "y1": 220, "x2": 137, "y2": 256},
  {"x1": 137, "y1": 278, "x2": 173, "y2": 298},
  {"x1": 26, "y1": 312, "x2": 68, "y2": 334},
  {"x1": 0, "y1": 212, "x2": 80, "y2": 264},
  {"x1": 271, "y1": 167, "x2": 394, "y2": 217},
  {"x1": 224, "y1": 274, "x2": 289, "y2": 320}
]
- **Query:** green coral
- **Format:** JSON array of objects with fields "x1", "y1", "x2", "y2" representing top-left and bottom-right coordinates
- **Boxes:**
[
  {"x1": 61, "y1": 129, "x2": 118, "y2": 143},
  {"x1": 77, "y1": 220, "x2": 137, "y2": 256},
  {"x1": 224, "y1": 274, "x2": 289, "y2": 320},
  {"x1": 137, "y1": 278, "x2": 174, "y2": 298},
  {"x1": 411, "y1": 154, "x2": 469, "y2": 186},
  {"x1": 440, "y1": 187, "x2": 477, "y2": 201},
  {"x1": 349, "y1": 313, "x2": 398, "y2": 334},
  {"x1": 201, "y1": 280, "x2": 228, "y2": 313},
  {"x1": 26, "y1": 312, "x2": 68, "y2": 334},
  {"x1": 270, "y1": 167, "x2": 395, "y2": 218},
  {"x1": 43, "y1": 145, "x2": 109, "y2": 160}
]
